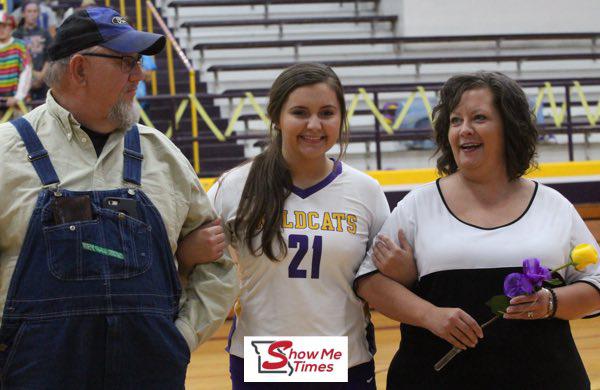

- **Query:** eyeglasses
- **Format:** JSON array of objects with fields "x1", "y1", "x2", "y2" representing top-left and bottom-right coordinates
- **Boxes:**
[{"x1": 80, "y1": 52, "x2": 142, "y2": 73}]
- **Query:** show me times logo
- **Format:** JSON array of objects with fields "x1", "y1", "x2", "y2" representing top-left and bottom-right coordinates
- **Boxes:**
[{"x1": 243, "y1": 336, "x2": 348, "y2": 382}]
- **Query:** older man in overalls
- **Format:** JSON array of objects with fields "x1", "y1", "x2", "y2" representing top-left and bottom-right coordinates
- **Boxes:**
[{"x1": 0, "y1": 7, "x2": 238, "y2": 389}]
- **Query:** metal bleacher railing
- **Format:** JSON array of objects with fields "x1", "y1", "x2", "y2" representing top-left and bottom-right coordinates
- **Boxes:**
[
  {"x1": 116, "y1": 10, "x2": 600, "y2": 175},
  {"x1": 132, "y1": 77, "x2": 600, "y2": 173},
  {"x1": 143, "y1": 0, "x2": 201, "y2": 173},
  {"x1": 193, "y1": 32, "x2": 600, "y2": 61},
  {"x1": 77, "y1": 0, "x2": 204, "y2": 173},
  {"x1": 206, "y1": 53, "x2": 600, "y2": 85},
  {"x1": 167, "y1": 0, "x2": 378, "y2": 21},
  {"x1": 185, "y1": 15, "x2": 398, "y2": 55}
]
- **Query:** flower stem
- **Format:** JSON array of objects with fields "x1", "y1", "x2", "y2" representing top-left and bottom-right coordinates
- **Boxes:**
[
  {"x1": 552, "y1": 260, "x2": 574, "y2": 274},
  {"x1": 481, "y1": 315, "x2": 500, "y2": 329},
  {"x1": 434, "y1": 315, "x2": 501, "y2": 372}
]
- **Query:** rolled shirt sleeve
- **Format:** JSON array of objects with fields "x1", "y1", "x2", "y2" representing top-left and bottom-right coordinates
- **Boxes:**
[{"x1": 174, "y1": 166, "x2": 239, "y2": 352}]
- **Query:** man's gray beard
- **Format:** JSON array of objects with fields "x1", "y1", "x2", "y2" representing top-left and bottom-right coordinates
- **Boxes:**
[{"x1": 107, "y1": 98, "x2": 140, "y2": 130}]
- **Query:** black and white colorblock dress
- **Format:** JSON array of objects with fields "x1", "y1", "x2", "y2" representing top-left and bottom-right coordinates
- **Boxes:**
[{"x1": 356, "y1": 180, "x2": 600, "y2": 389}]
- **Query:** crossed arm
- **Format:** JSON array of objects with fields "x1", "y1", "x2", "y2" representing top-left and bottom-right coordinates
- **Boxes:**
[
  {"x1": 361, "y1": 229, "x2": 600, "y2": 352},
  {"x1": 176, "y1": 218, "x2": 227, "y2": 277},
  {"x1": 358, "y1": 230, "x2": 483, "y2": 350}
]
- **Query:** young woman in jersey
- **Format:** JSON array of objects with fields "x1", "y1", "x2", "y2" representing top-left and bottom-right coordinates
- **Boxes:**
[
  {"x1": 207, "y1": 63, "x2": 390, "y2": 389},
  {"x1": 355, "y1": 71, "x2": 600, "y2": 389}
]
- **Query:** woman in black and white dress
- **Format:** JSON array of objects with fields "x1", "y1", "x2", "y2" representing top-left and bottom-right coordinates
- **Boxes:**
[{"x1": 355, "y1": 72, "x2": 600, "y2": 389}]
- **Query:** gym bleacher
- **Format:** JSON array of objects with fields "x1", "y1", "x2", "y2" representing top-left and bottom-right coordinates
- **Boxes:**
[
  {"x1": 13, "y1": 0, "x2": 600, "y2": 181},
  {"x1": 137, "y1": 0, "x2": 599, "y2": 180}
]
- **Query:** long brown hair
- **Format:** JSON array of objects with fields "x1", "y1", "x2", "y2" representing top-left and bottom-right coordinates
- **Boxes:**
[{"x1": 234, "y1": 62, "x2": 349, "y2": 261}]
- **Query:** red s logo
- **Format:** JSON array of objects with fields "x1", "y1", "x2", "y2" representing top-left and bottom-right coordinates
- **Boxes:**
[{"x1": 262, "y1": 340, "x2": 292, "y2": 370}]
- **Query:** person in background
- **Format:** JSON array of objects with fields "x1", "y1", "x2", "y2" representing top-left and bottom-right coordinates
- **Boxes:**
[
  {"x1": 12, "y1": 0, "x2": 57, "y2": 37},
  {"x1": 13, "y1": 0, "x2": 52, "y2": 101},
  {"x1": 60, "y1": 0, "x2": 96, "y2": 25},
  {"x1": 355, "y1": 71, "x2": 600, "y2": 389},
  {"x1": 0, "y1": 11, "x2": 31, "y2": 110},
  {"x1": 136, "y1": 54, "x2": 156, "y2": 111}
]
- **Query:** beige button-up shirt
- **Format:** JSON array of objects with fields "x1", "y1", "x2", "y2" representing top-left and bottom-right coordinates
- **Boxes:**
[{"x1": 0, "y1": 92, "x2": 238, "y2": 351}]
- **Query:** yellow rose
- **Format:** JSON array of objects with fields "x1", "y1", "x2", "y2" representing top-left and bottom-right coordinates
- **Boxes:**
[{"x1": 571, "y1": 244, "x2": 599, "y2": 271}]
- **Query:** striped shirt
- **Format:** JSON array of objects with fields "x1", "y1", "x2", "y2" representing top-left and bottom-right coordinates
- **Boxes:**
[{"x1": 0, "y1": 39, "x2": 30, "y2": 96}]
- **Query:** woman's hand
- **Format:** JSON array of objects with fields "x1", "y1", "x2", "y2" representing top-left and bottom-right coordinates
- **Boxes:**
[
  {"x1": 423, "y1": 307, "x2": 483, "y2": 350},
  {"x1": 372, "y1": 230, "x2": 414, "y2": 284},
  {"x1": 503, "y1": 288, "x2": 551, "y2": 320},
  {"x1": 176, "y1": 218, "x2": 226, "y2": 276}
]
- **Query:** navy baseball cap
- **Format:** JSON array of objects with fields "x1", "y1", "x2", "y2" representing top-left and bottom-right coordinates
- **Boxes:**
[{"x1": 48, "y1": 7, "x2": 165, "y2": 60}]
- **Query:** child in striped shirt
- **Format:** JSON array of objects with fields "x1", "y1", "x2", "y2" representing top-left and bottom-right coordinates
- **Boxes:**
[{"x1": 0, "y1": 11, "x2": 31, "y2": 108}]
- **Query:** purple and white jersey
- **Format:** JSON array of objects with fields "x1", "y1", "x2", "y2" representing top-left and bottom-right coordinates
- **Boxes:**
[{"x1": 208, "y1": 161, "x2": 390, "y2": 368}]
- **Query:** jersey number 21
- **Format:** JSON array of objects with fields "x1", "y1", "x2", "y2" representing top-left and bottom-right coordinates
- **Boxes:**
[{"x1": 288, "y1": 234, "x2": 322, "y2": 279}]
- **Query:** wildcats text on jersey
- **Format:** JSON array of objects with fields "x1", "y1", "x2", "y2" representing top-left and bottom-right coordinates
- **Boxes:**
[{"x1": 282, "y1": 210, "x2": 357, "y2": 234}]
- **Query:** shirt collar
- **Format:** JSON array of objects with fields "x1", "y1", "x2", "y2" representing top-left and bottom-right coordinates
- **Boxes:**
[
  {"x1": 0, "y1": 37, "x2": 14, "y2": 50},
  {"x1": 46, "y1": 90, "x2": 81, "y2": 141},
  {"x1": 45, "y1": 91, "x2": 127, "y2": 140}
]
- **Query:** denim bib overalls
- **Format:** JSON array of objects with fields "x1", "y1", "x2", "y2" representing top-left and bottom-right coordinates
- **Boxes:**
[{"x1": 0, "y1": 118, "x2": 190, "y2": 389}]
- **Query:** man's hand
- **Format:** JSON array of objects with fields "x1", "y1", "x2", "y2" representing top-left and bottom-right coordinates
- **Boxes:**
[{"x1": 176, "y1": 218, "x2": 226, "y2": 276}]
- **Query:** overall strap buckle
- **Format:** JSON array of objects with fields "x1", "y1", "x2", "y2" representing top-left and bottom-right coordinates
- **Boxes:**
[
  {"x1": 11, "y1": 117, "x2": 60, "y2": 187},
  {"x1": 123, "y1": 125, "x2": 143, "y2": 186}
]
